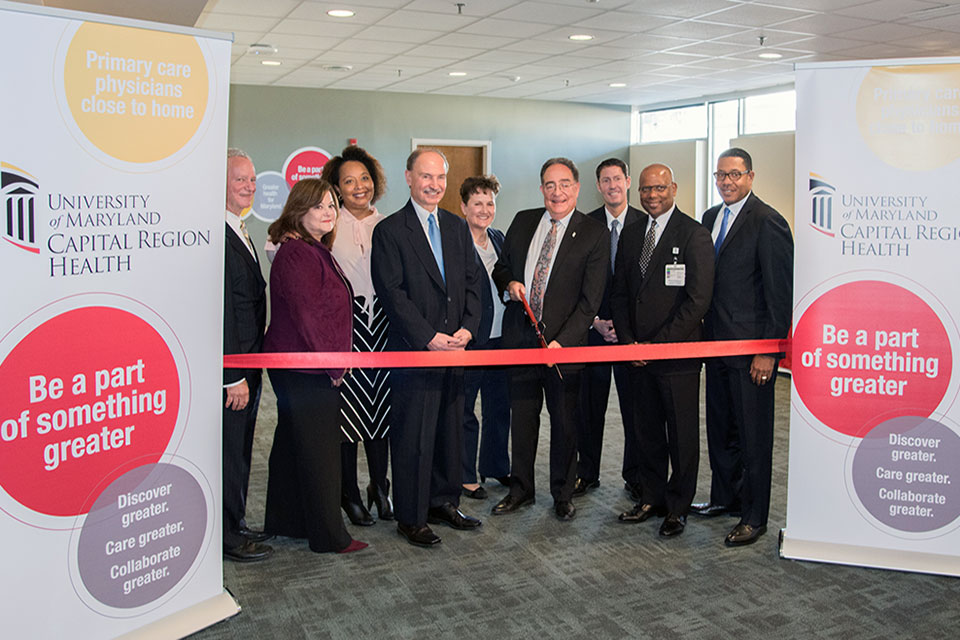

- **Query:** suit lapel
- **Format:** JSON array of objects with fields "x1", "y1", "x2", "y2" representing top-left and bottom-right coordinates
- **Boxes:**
[
  {"x1": 225, "y1": 222, "x2": 264, "y2": 285},
  {"x1": 551, "y1": 209, "x2": 581, "y2": 272},
  {"x1": 402, "y1": 201, "x2": 445, "y2": 289}
]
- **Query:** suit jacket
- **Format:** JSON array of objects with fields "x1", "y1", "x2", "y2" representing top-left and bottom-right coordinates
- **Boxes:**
[
  {"x1": 610, "y1": 207, "x2": 714, "y2": 375},
  {"x1": 223, "y1": 221, "x2": 267, "y2": 386},
  {"x1": 701, "y1": 192, "x2": 794, "y2": 367},
  {"x1": 587, "y1": 204, "x2": 643, "y2": 347},
  {"x1": 371, "y1": 199, "x2": 482, "y2": 351},
  {"x1": 492, "y1": 207, "x2": 609, "y2": 369},
  {"x1": 473, "y1": 227, "x2": 505, "y2": 347}
]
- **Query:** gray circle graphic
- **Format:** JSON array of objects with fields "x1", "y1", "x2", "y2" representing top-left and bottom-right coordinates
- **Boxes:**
[
  {"x1": 76, "y1": 463, "x2": 206, "y2": 608},
  {"x1": 251, "y1": 171, "x2": 290, "y2": 223},
  {"x1": 851, "y1": 416, "x2": 960, "y2": 532}
]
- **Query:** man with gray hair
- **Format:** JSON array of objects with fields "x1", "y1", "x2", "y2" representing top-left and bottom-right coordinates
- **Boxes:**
[
  {"x1": 372, "y1": 148, "x2": 484, "y2": 548},
  {"x1": 223, "y1": 148, "x2": 272, "y2": 561},
  {"x1": 491, "y1": 157, "x2": 609, "y2": 521}
]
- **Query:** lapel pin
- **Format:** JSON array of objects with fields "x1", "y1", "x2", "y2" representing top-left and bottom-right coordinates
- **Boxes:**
[{"x1": 571, "y1": 232, "x2": 577, "y2": 238}]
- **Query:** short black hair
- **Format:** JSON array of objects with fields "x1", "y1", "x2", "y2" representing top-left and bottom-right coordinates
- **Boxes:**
[
  {"x1": 540, "y1": 157, "x2": 579, "y2": 183},
  {"x1": 718, "y1": 147, "x2": 753, "y2": 172},
  {"x1": 320, "y1": 145, "x2": 387, "y2": 204},
  {"x1": 595, "y1": 158, "x2": 628, "y2": 181},
  {"x1": 460, "y1": 175, "x2": 501, "y2": 204}
]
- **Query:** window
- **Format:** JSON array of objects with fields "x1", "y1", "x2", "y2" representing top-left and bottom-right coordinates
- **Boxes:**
[
  {"x1": 743, "y1": 90, "x2": 796, "y2": 135},
  {"x1": 639, "y1": 104, "x2": 707, "y2": 143}
]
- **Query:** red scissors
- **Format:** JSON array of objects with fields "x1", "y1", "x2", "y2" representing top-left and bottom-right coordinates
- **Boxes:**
[{"x1": 518, "y1": 290, "x2": 563, "y2": 380}]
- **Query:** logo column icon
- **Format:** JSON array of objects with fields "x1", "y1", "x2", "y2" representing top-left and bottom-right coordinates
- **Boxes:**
[{"x1": 1, "y1": 162, "x2": 40, "y2": 254}]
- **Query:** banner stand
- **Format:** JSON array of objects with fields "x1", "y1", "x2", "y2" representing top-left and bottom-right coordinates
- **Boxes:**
[
  {"x1": 780, "y1": 534, "x2": 960, "y2": 577},
  {"x1": 114, "y1": 592, "x2": 239, "y2": 640}
]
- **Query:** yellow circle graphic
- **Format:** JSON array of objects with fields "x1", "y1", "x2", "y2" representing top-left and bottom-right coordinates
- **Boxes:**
[
  {"x1": 856, "y1": 64, "x2": 960, "y2": 171},
  {"x1": 63, "y1": 23, "x2": 209, "y2": 164}
]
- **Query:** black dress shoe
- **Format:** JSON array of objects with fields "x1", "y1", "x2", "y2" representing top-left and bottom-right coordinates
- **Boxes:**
[
  {"x1": 224, "y1": 540, "x2": 273, "y2": 562},
  {"x1": 427, "y1": 503, "x2": 482, "y2": 529},
  {"x1": 239, "y1": 527, "x2": 274, "y2": 543},
  {"x1": 366, "y1": 483, "x2": 394, "y2": 521},
  {"x1": 342, "y1": 497, "x2": 375, "y2": 526},
  {"x1": 658, "y1": 514, "x2": 686, "y2": 537},
  {"x1": 572, "y1": 478, "x2": 600, "y2": 496},
  {"x1": 725, "y1": 523, "x2": 767, "y2": 547},
  {"x1": 624, "y1": 482, "x2": 642, "y2": 502},
  {"x1": 462, "y1": 485, "x2": 488, "y2": 500},
  {"x1": 491, "y1": 493, "x2": 535, "y2": 515},
  {"x1": 690, "y1": 502, "x2": 740, "y2": 517},
  {"x1": 554, "y1": 500, "x2": 576, "y2": 521},
  {"x1": 618, "y1": 503, "x2": 667, "y2": 523},
  {"x1": 397, "y1": 523, "x2": 442, "y2": 547}
]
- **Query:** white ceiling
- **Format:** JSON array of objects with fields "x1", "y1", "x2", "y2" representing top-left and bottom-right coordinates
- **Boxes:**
[{"x1": 22, "y1": 0, "x2": 960, "y2": 107}]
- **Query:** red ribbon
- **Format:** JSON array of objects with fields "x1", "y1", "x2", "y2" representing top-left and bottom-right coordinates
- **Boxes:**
[{"x1": 224, "y1": 339, "x2": 791, "y2": 369}]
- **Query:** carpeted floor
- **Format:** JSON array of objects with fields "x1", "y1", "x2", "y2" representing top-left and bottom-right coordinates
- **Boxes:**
[{"x1": 193, "y1": 373, "x2": 960, "y2": 639}]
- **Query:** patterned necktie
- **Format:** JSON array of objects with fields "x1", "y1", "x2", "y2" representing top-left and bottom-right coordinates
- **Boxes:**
[
  {"x1": 239, "y1": 218, "x2": 258, "y2": 263},
  {"x1": 529, "y1": 219, "x2": 559, "y2": 321},
  {"x1": 638, "y1": 218, "x2": 657, "y2": 278},
  {"x1": 427, "y1": 213, "x2": 445, "y2": 283},
  {"x1": 714, "y1": 206, "x2": 731, "y2": 258},
  {"x1": 609, "y1": 218, "x2": 620, "y2": 273}
]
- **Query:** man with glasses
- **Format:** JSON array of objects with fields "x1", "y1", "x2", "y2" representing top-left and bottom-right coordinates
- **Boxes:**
[
  {"x1": 610, "y1": 164, "x2": 714, "y2": 538},
  {"x1": 575, "y1": 159, "x2": 645, "y2": 502},
  {"x1": 692, "y1": 147, "x2": 793, "y2": 547},
  {"x1": 491, "y1": 157, "x2": 609, "y2": 521}
]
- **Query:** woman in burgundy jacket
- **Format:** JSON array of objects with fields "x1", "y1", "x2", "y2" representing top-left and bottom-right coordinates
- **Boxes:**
[{"x1": 262, "y1": 178, "x2": 367, "y2": 554}]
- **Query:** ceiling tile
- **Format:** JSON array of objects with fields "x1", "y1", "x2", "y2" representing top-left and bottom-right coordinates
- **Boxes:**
[
  {"x1": 430, "y1": 32, "x2": 519, "y2": 49},
  {"x1": 648, "y1": 20, "x2": 744, "y2": 40},
  {"x1": 270, "y1": 18, "x2": 366, "y2": 38},
  {"x1": 837, "y1": 22, "x2": 938, "y2": 43},
  {"x1": 837, "y1": 0, "x2": 945, "y2": 22},
  {"x1": 618, "y1": 0, "x2": 741, "y2": 20},
  {"x1": 706, "y1": 3, "x2": 815, "y2": 28},
  {"x1": 205, "y1": 0, "x2": 300, "y2": 18},
  {"x1": 770, "y1": 13, "x2": 879, "y2": 36},
  {"x1": 491, "y1": 1, "x2": 604, "y2": 26},
  {"x1": 285, "y1": 4, "x2": 392, "y2": 24},
  {"x1": 376, "y1": 9, "x2": 479, "y2": 30},
  {"x1": 457, "y1": 17, "x2": 556, "y2": 38},
  {"x1": 353, "y1": 25, "x2": 446, "y2": 43}
]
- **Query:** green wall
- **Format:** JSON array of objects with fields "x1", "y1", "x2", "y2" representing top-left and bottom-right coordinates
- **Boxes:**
[{"x1": 227, "y1": 84, "x2": 631, "y2": 237}]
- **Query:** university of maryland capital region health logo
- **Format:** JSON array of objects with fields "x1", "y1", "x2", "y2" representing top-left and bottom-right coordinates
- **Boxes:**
[
  {"x1": 808, "y1": 172, "x2": 835, "y2": 238},
  {"x1": 2, "y1": 162, "x2": 40, "y2": 254}
]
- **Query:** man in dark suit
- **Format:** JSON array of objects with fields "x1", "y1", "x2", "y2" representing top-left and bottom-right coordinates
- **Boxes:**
[
  {"x1": 576, "y1": 158, "x2": 644, "y2": 501},
  {"x1": 692, "y1": 147, "x2": 794, "y2": 547},
  {"x1": 491, "y1": 157, "x2": 609, "y2": 521},
  {"x1": 223, "y1": 148, "x2": 272, "y2": 562},
  {"x1": 371, "y1": 148, "x2": 484, "y2": 548},
  {"x1": 610, "y1": 164, "x2": 714, "y2": 538}
]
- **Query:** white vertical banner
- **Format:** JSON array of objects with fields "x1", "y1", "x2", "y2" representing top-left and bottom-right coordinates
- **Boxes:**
[
  {"x1": 0, "y1": 1, "x2": 237, "y2": 637},
  {"x1": 782, "y1": 57, "x2": 960, "y2": 575}
]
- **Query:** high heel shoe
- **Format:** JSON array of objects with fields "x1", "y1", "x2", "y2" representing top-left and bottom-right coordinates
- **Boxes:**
[
  {"x1": 366, "y1": 483, "x2": 394, "y2": 521},
  {"x1": 342, "y1": 495, "x2": 375, "y2": 526}
]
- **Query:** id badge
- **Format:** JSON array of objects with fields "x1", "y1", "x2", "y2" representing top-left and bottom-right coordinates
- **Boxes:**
[{"x1": 665, "y1": 264, "x2": 686, "y2": 287}]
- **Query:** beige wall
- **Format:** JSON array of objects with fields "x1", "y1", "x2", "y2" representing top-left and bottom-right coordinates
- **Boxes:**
[
  {"x1": 730, "y1": 131, "x2": 795, "y2": 231},
  {"x1": 629, "y1": 139, "x2": 707, "y2": 218}
]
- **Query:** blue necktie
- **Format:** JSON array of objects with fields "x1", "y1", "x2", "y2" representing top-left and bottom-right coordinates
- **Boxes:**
[
  {"x1": 714, "y1": 206, "x2": 731, "y2": 258},
  {"x1": 609, "y1": 219, "x2": 620, "y2": 273},
  {"x1": 427, "y1": 213, "x2": 445, "y2": 283}
]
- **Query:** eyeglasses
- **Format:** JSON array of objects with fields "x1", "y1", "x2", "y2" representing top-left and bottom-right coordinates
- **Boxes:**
[
  {"x1": 638, "y1": 185, "x2": 669, "y2": 194},
  {"x1": 713, "y1": 170, "x2": 748, "y2": 181},
  {"x1": 542, "y1": 180, "x2": 576, "y2": 193}
]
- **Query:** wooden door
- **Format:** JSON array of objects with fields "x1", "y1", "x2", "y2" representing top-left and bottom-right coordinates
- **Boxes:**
[{"x1": 416, "y1": 144, "x2": 484, "y2": 216}]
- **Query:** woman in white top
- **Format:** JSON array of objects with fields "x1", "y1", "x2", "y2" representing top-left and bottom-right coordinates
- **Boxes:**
[
  {"x1": 459, "y1": 175, "x2": 511, "y2": 500},
  {"x1": 321, "y1": 146, "x2": 393, "y2": 525}
]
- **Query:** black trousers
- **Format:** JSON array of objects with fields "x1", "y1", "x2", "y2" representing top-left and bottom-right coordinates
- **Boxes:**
[
  {"x1": 341, "y1": 439, "x2": 389, "y2": 504},
  {"x1": 631, "y1": 367, "x2": 700, "y2": 516},
  {"x1": 705, "y1": 359, "x2": 778, "y2": 527},
  {"x1": 389, "y1": 367, "x2": 464, "y2": 527},
  {"x1": 264, "y1": 369, "x2": 351, "y2": 553},
  {"x1": 222, "y1": 373, "x2": 260, "y2": 549},
  {"x1": 508, "y1": 365, "x2": 581, "y2": 503},
  {"x1": 578, "y1": 361, "x2": 642, "y2": 486}
]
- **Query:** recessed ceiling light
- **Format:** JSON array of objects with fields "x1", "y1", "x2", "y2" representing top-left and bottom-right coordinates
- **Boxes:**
[
  {"x1": 448, "y1": 71, "x2": 467, "y2": 77},
  {"x1": 261, "y1": 60, "x2": 282, "y2": 66},
  {"x1": 609, "y1": 82, "x2": 626, "y2": 88},
  {"x1": 569, "y1": 34, "x2": 594, "y2": 41},
  {"x1": 759, "y1": 52, "x2": 783, "y2": 60},
  {"x1": 327, "y1": 9, "x2": 355, "y2": 18}
]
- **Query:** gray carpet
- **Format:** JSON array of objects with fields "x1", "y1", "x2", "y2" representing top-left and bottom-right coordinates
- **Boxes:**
[{"x1": 194, "y1": 374, "x2": 960, "y2": 639}]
